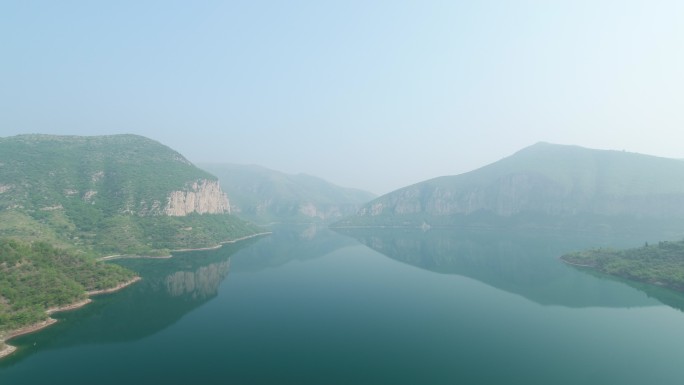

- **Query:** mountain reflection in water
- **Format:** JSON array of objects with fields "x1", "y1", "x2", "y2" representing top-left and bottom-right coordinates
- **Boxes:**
[
  {"x1": 2, "y1": 225, "x2": 354, "y2": 365},
  {"x1": 336, "y1": 227, "x2": 684, "y2": 309}
]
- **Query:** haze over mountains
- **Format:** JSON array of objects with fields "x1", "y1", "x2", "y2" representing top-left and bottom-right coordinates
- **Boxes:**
[
  {"x1": 6, "y1": 135, "x2": 684, "y2": 236},
  {"x1": 5, "y1": 133, "x2": 684, "y2": 364},
  {"x1": 336, "y1": 142, "x2": 684, "y2": 231},
  {"x1": 200, "y1": 163, "x2": 376, "y2": 225}
]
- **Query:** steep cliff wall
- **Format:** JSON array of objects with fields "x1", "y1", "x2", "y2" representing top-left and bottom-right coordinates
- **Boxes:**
[{"x1": 165, "y1": 179, "x2": 231, "y2": 216}]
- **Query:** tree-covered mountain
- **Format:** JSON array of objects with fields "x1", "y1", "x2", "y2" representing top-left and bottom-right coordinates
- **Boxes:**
[
  {"x1": 0, "y1": 134, "x2": 264, "y2": 355},
  {"x1": 0, "y1": 134, "x2": 260, "y2": 255},
  {"x1": 199, "y1": 163, "x2": 375, "y2": 225},
  {"x1": 335, "y1": 142, "x2": 684, "y2": 230}
]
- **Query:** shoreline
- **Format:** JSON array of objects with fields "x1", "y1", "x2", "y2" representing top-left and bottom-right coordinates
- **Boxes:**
[
  {"x1": 0, "y1": 232, "x2": 269, "y2": 360},
  {"x1": 97, "y1": 232, "x2": 271, "y2": 261},
  {"x1": 559, "y1": 257, "x2": 594, "y2": 268},
  {"x1": 87, "y1": 276, "x2": 142, "y2": 296},
  {"x1": 98, "y1": 254, "x2": 172, "y2": 261},
  {"x1": 170, "y1": 231, "x2": 272, "y2": 252},
  {"x1": 0, "y1": 276, "x2": 141, "y2": 360}
]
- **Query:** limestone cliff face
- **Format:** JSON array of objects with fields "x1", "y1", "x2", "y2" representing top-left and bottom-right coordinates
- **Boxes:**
[{"x1": 164, "y1": 179, "x2": 231, "y2": 216}]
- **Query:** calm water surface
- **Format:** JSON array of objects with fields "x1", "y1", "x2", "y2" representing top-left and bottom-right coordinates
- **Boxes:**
[{"x1": 2, "y1": 225, "x2": 684, "y2": 384}]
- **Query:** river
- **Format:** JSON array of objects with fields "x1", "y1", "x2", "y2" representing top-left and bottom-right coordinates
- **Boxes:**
[{"x1": 2, "y1": 225, "x2": 684, "y2": 384}]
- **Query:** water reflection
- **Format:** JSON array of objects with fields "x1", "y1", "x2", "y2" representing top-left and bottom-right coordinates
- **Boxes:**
[
  {"x1": 336, "y1": 227, "x2": 684, "y2": 309},
  {"x1": 2, "y1": 225, "x2": 356, "y2": 366},
  {"x1": 1, "y1": 237, "x2": 260, "y2": 366},
  {"x1": 163, "y1": 260, "x2": 230, "y2": 299},
  {"x1": 228, "y1": 225, "x2": 358, "y2": 273}
]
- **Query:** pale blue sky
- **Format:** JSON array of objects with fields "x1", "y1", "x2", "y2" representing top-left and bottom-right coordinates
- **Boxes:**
[{"x1": 2, "y1": 1, "x2": 683, "y2": 194}]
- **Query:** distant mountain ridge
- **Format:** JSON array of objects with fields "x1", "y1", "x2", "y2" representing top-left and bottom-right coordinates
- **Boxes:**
[
  {"x1": 0, "y1": 134, "x2": 259, "y2": 255},
  {"x1": 336, "y1": 142, "x2": 684, "y2": 229},
  {"x1": 200, "y1": 163, "x2": 376, "y2": 224}
]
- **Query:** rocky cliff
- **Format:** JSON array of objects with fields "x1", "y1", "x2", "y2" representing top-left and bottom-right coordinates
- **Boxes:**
[{"x1": 165, "y1": 179, "x2": 231, "y2": 216}]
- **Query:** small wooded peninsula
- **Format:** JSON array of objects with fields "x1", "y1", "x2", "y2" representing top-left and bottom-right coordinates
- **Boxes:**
[
  {"x1": 561, "y1": 239, "x2": 684, "y2": 292},
  {"x1": 0, "y1": 134, "x2": 263, "y2": 357}
]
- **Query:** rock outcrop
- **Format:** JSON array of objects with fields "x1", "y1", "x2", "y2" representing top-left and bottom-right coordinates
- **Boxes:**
[{"x1": 165, "y1": 179, "x2": 231, "y2": 216}]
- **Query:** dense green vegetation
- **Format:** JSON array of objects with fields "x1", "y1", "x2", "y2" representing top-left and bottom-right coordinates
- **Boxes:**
[
  {"x1": 200, "y1": 163, "x2": 375, "y2": 224},
  {"x1": 0, "y1": 134, "x2": 214, "y2": 211},
  {"x1": 562, "y1": 239, "x2": 684, "y2": 291},
  {"x1": 0, "y1": 239, "x2": 135, "y2": 334},
  {"x1": 0, "y1": 135, "x2": 261, "y2": 255},
  {"x1": 0, "y1": 134, "x2": 264, "y2": 349}
]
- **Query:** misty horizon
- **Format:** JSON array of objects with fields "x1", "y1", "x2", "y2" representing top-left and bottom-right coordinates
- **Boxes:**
[{"x1": 3, "y1": 1, "x2": 683, "y2": 194}]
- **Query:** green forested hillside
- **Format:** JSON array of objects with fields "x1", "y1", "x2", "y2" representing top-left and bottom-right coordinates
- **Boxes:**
[
  {"x1": 0, "y1": 135, "x2": 263, "y2": 350},
  {"x1": 0, "y1": 239, "x2": 135, "y2": 334},
  {"x1": 0, "y1": 135, "x2": 260, "y2": 255},
  {"x1": 0, "y1": 134, "x2": 214, "y2": 212}
]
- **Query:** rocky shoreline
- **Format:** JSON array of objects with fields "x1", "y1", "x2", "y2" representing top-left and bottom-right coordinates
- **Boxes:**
[{"x1": 0, "y1": 276, "x2": 141, "y2": 360}]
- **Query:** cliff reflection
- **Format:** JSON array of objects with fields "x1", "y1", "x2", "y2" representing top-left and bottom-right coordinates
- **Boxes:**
[
  {"x1": 2, "y1": 237, "x2": 260, "y2": 365},
  {"x1": 163, "y1": 260, "x2": 230, "y2": 299},
  {"x1": 3, "y1": 226, "x2": 358, "y2": 365}
]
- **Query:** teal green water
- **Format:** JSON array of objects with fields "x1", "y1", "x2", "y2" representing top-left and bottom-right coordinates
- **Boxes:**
[{"x1": 2, "y1": 226, "x2": 684, "y2": 384}]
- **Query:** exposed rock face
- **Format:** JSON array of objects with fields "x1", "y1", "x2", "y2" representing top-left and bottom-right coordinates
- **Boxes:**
[{"x1": 165, "y1": 179, "x2": 231, "y2": 216}]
